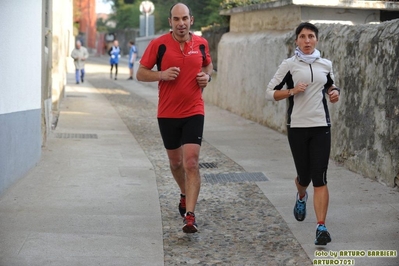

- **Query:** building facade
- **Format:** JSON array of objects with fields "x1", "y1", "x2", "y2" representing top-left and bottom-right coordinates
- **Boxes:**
[
  {"x1": 0, "y1": 0, "x2": 74, "y2": 196},
  {"x1": 74, "y1": 0, "x2": 97, "y2": 52}
]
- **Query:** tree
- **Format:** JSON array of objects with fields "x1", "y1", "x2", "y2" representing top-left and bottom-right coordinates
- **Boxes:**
[
  {"x1": 104, "y1": 0, "x2": 141, "y2": 30},
  {"x1": 103, "y1": 0, "x2": 228, "y2": 32},
  {"x1": 96, "y1": 17, "x2": 109, "y2": 32}
]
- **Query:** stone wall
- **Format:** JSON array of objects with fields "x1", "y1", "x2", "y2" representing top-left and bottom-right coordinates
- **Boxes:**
[{"x1": 203, "y1": 19, "x2": 399, "y2": 187}]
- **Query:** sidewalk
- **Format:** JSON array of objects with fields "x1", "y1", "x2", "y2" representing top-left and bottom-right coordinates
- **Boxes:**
[
  {"x1": 0, "y1": 56, "x2": 398, "y2": 266},
  {"x1": 0, "y1": 71, "x2": 163, "y2": 265}
]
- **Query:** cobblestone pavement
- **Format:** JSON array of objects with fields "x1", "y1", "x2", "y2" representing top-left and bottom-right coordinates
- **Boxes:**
[{"x1": 88, "y1": 73, "x2": 312, "y2": 265}]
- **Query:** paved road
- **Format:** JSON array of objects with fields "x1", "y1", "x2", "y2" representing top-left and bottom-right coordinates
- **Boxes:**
[{"x1": 0, "y1": 56, "x2": 397, "y2": 265}]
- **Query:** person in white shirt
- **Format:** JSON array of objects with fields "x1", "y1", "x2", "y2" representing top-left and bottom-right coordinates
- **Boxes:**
[
  {"x1": 266, "y1": 22, "x2": 340, "y2": 246},
  {"x1": 71, "y1": 40, "x2": 89, "y2": 84}
]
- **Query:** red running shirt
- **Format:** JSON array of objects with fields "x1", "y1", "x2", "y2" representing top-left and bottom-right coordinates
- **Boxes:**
[{"x1": 139, "y1": 32, "x2": 212, "y2": 118}]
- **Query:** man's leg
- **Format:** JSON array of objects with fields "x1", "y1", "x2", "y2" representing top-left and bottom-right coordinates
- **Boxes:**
[
  {"x1": 80, "y1": 68, "x2": 85, "y2": 83},
  {"x1": 165, "y1": 144, "x2": 201, "y2": 212},
  {"x1": 182, "y1": 143, "x2": 201, "y2": 213},
  {"x1": 166, "y1": 147, "x2": 185, "y2": 195},
  {"x1": 75, "y1": 69, "x2": 80, "y2": 84},
  {"x1": 128, "y1": 64, "x2": 133, "y2": 79}
]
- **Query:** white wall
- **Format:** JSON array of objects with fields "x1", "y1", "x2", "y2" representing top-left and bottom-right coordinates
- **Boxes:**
[
  {"x1": 0, "y1": 1, "x2": 42, "y2": 115},
  {"x1": 52, "y1": 0, "x2": 75, "y2": 110},
  {"x1": 0, "y1": 1, "x2": 43, "y2": 196}
]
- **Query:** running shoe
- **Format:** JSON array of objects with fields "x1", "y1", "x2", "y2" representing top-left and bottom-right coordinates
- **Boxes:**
[
  {"x1": 182, "y1": 212, "x2": 198, "y2": 233},
  {"x1": 178, "y1": 194, "x2": 186, "y2": 217},
  {"x1": 293, "y1": 192, "x2": 308, "y2": 221},
  {"x1": 315, "y1": 224, "x2": 331, "y2": 245}
]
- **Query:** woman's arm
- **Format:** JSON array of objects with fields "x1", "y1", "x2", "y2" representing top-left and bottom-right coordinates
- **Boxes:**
[{"x1": 327, "y1": 86, "x2": 340, "y2": 103}]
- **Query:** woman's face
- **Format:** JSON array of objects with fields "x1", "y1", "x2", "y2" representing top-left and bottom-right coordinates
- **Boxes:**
[{"x1": 295, "y1": 28, "x2": 318, "y2": 54}]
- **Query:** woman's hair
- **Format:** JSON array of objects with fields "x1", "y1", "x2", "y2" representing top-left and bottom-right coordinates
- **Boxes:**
[{"x1": 295, "y1": 22, "x2": 319, "y2": 40}]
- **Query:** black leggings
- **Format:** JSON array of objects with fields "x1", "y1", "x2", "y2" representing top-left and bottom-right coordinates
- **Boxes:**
[
  {"x1": 287, "y1": 126, "x2": 331, "y2": 187},
  {"x1": 110, "y1": 64, "x2": 118, "y2": 76}
]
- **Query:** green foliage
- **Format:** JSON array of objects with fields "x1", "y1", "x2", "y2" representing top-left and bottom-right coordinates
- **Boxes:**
[
  {"x1": 110, "y1": 3, "x2": 141, "y2": 30},
  {"x1": 103, "y1": 0, "x2": 229, "y2": 32},
  {"x1": 220, "y1": 0, "x2": 272, "y2": 10},
  {"x1": 180, "y1": 0, "x2": 228, "y2": 29},
  {"x1": 96, "y1": 17, "x2": 109, "y2": 32},
  {"x1": 101, "y1": 0, "x2": 141, "y2": 30}
]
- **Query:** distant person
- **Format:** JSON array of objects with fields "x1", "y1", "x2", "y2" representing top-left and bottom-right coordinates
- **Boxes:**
[
  {"x1": 128, "y1": 41, "x2": 138, "y2": 80},
  {"x1": 136, "y1": 3, "x2": 213, "y2": 233},
  {"x1": 265, "y1": 22, "x2": 341, "y2": 246},
  {"x1": 108, "y1": 40, "x2": 121, "y2": 80},
  {"x1": 71, "y1": 40, "x2": 89, "y2": 84}
]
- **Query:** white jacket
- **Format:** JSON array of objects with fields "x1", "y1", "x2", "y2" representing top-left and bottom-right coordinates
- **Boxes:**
[
  {"x1": 266, "y1": 55, "x2": 336, "y2": 128},
  {"x1": 71, "y1": 46, "x2": 89, "y2": 70}
]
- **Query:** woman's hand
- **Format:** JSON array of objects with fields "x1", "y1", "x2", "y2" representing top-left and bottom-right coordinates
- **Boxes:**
[
  {"x1": 293, "y1": 82, "x2": 308, "y2": 95},
  {"x1": 329, "y1": 90, "x2": 340, "y2": 103}
]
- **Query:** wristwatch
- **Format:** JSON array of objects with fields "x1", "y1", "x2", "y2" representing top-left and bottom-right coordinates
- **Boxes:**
[
  {"x1": 332, "y1": 87, "x2": 340, "y2": 94},
  {"x1": 207, "y1": 74, "x2": 212, "y2": 82}
]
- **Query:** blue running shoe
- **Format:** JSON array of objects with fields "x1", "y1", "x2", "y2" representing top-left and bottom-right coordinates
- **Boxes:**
[
  {"x1": 315, "y1": 224, "x2": 331, "y2": 245},
  {"x1": 293, "y1": 192, "x2": 308, "y2": 221}
]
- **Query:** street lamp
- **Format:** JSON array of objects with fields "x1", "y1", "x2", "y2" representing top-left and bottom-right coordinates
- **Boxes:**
[{"x1": 139, "y1": 1, "x2": 155, "y2": 37}]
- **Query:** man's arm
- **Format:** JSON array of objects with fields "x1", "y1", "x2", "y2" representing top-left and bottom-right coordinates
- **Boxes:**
[
  {"x1": 137, "y1": 64, "x2": 181, "y2": 82},
  {"x1": 131, "y1": 52, "x2": 137, "y2": 63},
  {"x1": 83, "y1": 47, "x2": 89, "y2": 60},
  {"x1": 71, "y1": 49, "x2": 77, "y2": 60},
  {"x1": 202, "y1": 63, "x2": 213, "y2": 78},
  {"x1": 196, "y1": 62, "x2": 214, "y2": 88},
  {"x1": 136, "y1": 64, "x2": 161, "y2": 82}
]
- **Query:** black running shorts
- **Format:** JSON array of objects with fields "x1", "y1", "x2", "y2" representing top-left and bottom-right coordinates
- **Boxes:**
[{"x1": 157, "y1": 115, "x2": 204, "y2": 150}]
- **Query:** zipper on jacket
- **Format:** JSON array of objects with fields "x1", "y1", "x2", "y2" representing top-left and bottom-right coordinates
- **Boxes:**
[{"x1": 309, "y1": 64, "x2": 314, "y2": 82}]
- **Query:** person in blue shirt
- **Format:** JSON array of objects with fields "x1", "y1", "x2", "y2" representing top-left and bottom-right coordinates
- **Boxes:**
[
  {"x1": 128, "y1": 41, "x2": 138, "y2": 80},
  {"x1": 108, "y1": 40, "x2": 121, "y2": 80}
]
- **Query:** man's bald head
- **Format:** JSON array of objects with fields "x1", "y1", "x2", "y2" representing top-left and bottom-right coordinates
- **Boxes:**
[{"x1": 169, "y1": 2, "x2": 192, "y2": 18}]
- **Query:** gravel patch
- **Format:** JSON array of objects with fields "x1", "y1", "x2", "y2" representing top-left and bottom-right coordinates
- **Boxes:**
[{"x1": 88, "y1": 74, "x2": 312, "y2": 265}]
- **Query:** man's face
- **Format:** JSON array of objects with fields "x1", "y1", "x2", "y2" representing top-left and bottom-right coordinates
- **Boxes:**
[{"x1": 168, "y1": 4, "x2": 193, "y2": 38}]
